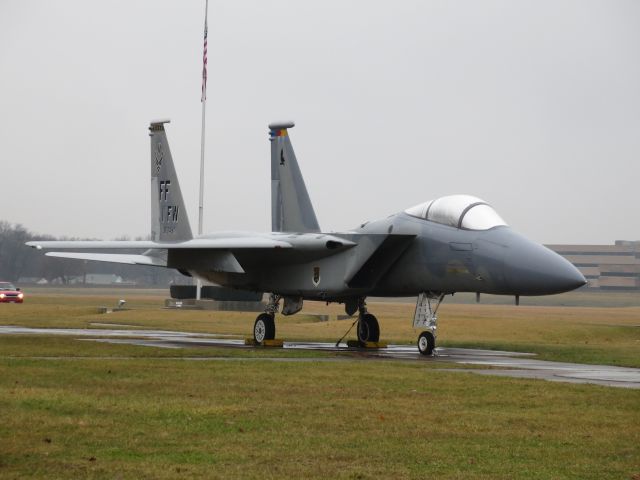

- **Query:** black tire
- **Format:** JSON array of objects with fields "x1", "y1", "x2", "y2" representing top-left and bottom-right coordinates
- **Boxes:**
[
  {"x1": 254, "y1": 313, "x2": 275, "y2": 342},
  {"x1": 417, "y1": 331, "x2": 435, "y2": 356},
  {"x1": 357, "y1": 313, "x2": 380, "y2": 343}
]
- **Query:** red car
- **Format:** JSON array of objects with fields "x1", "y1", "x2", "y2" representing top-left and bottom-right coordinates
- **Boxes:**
[{"x1": 0, "y1": 282, "x2": 24, "y2": 303}]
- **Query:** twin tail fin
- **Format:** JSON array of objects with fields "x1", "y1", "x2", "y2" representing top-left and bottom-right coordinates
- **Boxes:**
[
  {"x1": 269, "y1": 121, "x2": 320, "y2": 233},
  {"x1": 149, "y1": 120, "x2": 193, "y2": 242}
]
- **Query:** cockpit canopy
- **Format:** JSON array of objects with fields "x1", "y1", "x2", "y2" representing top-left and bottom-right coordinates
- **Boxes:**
[{"x1": 404, "y1": 195, "x2": 507, "y2": 230}]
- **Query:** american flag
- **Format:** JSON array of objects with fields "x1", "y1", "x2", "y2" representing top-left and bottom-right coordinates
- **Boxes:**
[{"x1": 201, "y1": 10, "x2": 208, "y2": 102}]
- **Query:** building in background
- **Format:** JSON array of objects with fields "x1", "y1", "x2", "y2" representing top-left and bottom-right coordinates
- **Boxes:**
[{"x1": 548, "y1": 241, "x2": 640, "y2": 290}]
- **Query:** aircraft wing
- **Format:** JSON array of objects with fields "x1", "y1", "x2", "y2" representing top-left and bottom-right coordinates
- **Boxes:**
[
  {"x1": 27, "y1": 232, "x2": 417, "y2": 283},
  {"x1": 26, "y1": 233, "x2": 357, "y2": 274}
]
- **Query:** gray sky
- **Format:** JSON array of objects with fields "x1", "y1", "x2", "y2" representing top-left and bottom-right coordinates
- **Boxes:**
[{"x1": 1, "y1": 0, "x2": 638, "y2": 244}]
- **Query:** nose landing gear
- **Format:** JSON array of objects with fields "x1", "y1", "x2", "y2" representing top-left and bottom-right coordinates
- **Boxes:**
[
  {"x1": 414, "y1": 292, "x2": 445, "y2": 356},
  {"x1": 417, "y1": 331, "x2": 435, "y2": 355}
]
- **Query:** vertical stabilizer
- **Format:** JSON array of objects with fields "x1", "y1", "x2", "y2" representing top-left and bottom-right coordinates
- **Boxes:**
[
  {"x1": 269, "y1": 122, "x2": 320, "y2": 233},
  {"x1": 149, "y1": 120, "x2": 193, "y2": 242}
]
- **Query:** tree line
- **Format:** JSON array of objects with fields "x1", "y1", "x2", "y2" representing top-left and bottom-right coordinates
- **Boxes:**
[{"x1": 0, "y1": 221, "x2": 187, "y2": 286}]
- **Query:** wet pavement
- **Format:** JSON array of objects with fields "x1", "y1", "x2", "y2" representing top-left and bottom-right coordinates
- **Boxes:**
[{"x1": 1, "y1": 325, "x2": 639, "y2": 389}]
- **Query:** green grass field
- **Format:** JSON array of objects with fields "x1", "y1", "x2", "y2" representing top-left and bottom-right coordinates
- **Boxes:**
[{"x1": 1, "y1": 289, "x2": 639, "y2": 479}]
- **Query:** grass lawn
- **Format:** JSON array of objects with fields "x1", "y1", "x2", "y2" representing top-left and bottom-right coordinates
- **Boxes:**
[{"x1": 1, "y1": 356, "x2": 639, "y2": 479}]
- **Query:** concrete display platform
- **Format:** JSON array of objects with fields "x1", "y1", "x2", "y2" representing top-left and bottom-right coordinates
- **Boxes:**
[{"x1": 1, "y1": 325, "x2": 639, "y2": 389}]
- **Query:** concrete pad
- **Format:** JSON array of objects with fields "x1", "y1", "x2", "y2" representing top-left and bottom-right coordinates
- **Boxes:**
[{"x1": 1, "y1": 325, "x2": 639, "y2": 389}]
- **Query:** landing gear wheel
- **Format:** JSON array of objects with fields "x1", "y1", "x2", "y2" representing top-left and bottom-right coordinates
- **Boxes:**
[
  {"x1": 417, "y1": 331, "x2": 435, "y2": 356},
  {"x1": 357, "y1": 313, "x2": 380, "y2": 343},
  {"x1": 254, "y1": 313, "x2": 275, "y2": 343}
]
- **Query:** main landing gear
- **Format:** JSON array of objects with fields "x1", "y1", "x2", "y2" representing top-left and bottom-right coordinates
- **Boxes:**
[
  {"x1": 356, "y1": 298, "x2": 380, "y2": 343},
  {"x1": 253, "y1": 293, "x2": 280, "y2": 343},
  {"x1": 335, "y1": 297, "x2": 381, "y2": 347},
  {"x1": 414, "y1": 292, "x2": 445, "y2": 355},
  {"x1": 253, "y1": 313, "x2": 275, "y2": 343}
]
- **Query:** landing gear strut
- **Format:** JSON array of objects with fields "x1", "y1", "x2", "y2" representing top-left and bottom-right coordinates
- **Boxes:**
[
  {"x1": 356, "y1": 298, "x2": 380, "y2": 343},
  {"x1": 414, "y1": 292, "x2": 445, "y2": 355},
  {"x1": 253, "y1": 294, "x2": 280, "y2": 343}
]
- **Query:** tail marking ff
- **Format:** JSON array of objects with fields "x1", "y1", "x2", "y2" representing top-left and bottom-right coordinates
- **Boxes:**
[{"x1": 149, "y1": 120, "x2": 193, "y2": 242}]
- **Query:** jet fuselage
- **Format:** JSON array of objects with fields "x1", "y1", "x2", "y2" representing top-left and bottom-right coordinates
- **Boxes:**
[{"x1": 191, "y1": 212, "x2": 585, "y2": 301}]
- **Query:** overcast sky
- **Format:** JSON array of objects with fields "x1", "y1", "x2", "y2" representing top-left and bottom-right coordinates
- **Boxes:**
[{"x1": 1, "y1": 0, "x2": 638, "y2": 244}]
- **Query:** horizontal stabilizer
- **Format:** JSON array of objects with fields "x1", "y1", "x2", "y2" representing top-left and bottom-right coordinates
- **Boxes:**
[
  {"x1": 45, "y1": 250, "x2": 244, "y2": 274},
  {"x1": 45, "y1": 252, "x2": 167, "y2": 267},
  {"x1": 27, "y1": 238, "x2": 293, "y2": 250}
]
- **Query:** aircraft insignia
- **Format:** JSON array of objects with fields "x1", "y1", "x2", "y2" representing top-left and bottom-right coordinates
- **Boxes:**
[{"x1": 155, "y1": 143, "x2": 164, "y2": 174}]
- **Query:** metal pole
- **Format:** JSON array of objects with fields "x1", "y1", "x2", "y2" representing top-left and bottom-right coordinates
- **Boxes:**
[{"x1": 196, "y1": 0, "x2": 208, "y2": 301}]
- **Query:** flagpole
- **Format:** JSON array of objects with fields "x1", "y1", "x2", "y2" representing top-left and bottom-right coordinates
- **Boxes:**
[{"x1": 196, "y1": 0, "x2": 208, "y2": 301}]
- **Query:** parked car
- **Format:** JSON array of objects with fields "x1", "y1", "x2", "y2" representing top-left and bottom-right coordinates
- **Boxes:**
[{"x1": 0, "y1": 282, "x2": 24, "y2": 303}]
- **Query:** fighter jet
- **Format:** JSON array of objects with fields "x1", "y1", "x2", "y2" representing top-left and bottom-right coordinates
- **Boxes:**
[{"x1": 27, "y1": 120, "x2": 586, "y2": 354}]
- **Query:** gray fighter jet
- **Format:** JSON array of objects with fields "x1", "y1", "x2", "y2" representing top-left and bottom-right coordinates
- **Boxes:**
[{"x1": 27, "y1": 120, "x2": 586, "y2": 354}]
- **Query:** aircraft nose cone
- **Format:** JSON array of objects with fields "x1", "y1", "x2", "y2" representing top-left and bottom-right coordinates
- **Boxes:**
[{"x1": 504, "y1": 235, "x2": 587, "y2": 295}]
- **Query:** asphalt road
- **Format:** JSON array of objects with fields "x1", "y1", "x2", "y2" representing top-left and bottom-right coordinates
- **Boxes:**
[{"x1": 1, "y1": 325, "x2": 639, "y2": 389}]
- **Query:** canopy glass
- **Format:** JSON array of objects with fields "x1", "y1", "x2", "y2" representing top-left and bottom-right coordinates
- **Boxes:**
[{"x1": 405, "y1": 195, "x2": 507, "y2": 230}]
